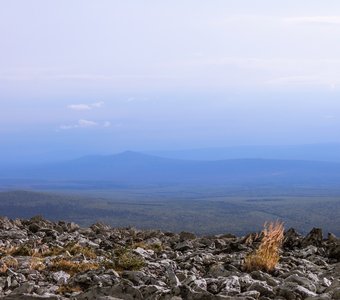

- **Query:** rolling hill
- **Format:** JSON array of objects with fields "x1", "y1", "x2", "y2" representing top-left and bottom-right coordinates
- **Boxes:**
[
  {"x1": 1, "y1": 151, "x2": 340, "y2": 187},
  {"x1": 146, "y1": 143, "x2": 340, "y2": 162}
]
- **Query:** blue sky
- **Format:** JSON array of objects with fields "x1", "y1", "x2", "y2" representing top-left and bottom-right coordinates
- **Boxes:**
[{"x1": 1, "y1": 0, "x2": 340, "y2": 162}]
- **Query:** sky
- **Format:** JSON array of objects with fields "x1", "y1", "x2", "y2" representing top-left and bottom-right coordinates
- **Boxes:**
[{"x1": 1, "y1": 0, "x2": 340, "y2": 163}]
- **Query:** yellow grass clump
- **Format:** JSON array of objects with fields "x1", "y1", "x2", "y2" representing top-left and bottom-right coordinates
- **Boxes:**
[
  {"x1": 29, "y1": 257, "x2": 46, "y2": 271},
  {"x1": 244, "y1": 221, "x2": 284, "y2": 272},
  {"x1": 57, "y1": 284, "x2": 82, "y2": 295},
  {"x1": 132, "y1": 241, "x2": 164, "y2": 253},
  {"x1": 0, "y1": 246, "x2": 16, "y2": 257},
  {"x1": 43, "y1": 243, "x2": 97, "y2": 259},
  {"x1": 50, "y1": 259, "x2": 99, "y2": 275},
  {"x1": 0, "y1": 255, "x2": 18, "y2": 272}
]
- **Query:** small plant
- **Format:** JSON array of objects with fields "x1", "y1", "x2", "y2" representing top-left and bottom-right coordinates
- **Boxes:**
[
  {"x1": 112, "y1": 247, "x2": 145, "y2": 271},
  {"x1": 116, "y1": 251, "x2": 145, "y2": 271},
  {"x1": 244, "y1": 221, "x2": 284, "y2": 272}
]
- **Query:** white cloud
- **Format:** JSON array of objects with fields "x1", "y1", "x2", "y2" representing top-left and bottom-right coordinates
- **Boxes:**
[
  {"x1": 92, "y1": 101, "x2": 104, "y2": 108},
  {"x1": 59, "y1": 119, "x2": 113, "y2": 130},
  {"x1": 59, "y1": 119, "x2": 98, "y2": 130},
  {"x1": 126, "y1": 97, "x2": 135, "y2": 102},
  {"x1": 285, "y1": 16, "x2": 340, "y2": 25},
  {"x1": 59, "y1": 125, "x2": 74, "y2": 130},
  {"x1": 161, "y1": 56, "x2": 340, "y2": 88},
  {"x1": 163, "y1": 57, "x2": 340, "y2": 71},
  {"x1": 67, "y1": 101, "x2": 104, "y2": 111},
  {"x1": 265, "y1": 75, "x2": 322, "y2": 85},
  {"x1": 214, "y1": 15, "x2": 340, "y2": 26},
  {"x1": 265, "y1": 74, "x2": 340, "y2": 88},
  {"x1": 210, "y1": 15, "x2": 278, "y2": 26},
  {"x1": 67, "y1": 104, "x2": 92, "y2": 111},
  {"x1": 78, "y1": 119, "x2": 98, "y2": 127},
  {"x1": 125, "y1": 96, "x2": 151, "y2": 103},
  {"x1": 115, "y1": 123, "x2": 123, "y2": 128}
]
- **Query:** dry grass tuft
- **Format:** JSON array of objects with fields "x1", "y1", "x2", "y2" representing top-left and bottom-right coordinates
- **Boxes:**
[
  {"x1": 0, "y1": 246, "x2": 16, "y2": 258},
  {"x1": 50, "y1": 258, "x2": 99, "y2": 275},
  {"x1": 132, "y1": 241, "x2": 164, "y2": 253},
  {"x1": 10, "y1": 244, "x2": 33, "y2": 257},
  {"x1": 100, "y1": 258, "x2": 115, "y2": 270},
  {"x1": 67, "y1": 244, "x2": 97, "y2": 259},
  {"x1": 0, "y1": 263, "x2": 7, "y2": 273},
  {"x1": 29, "y1": 257, "x2": 46, "y2": 271},
  {"x1": 42, "y1": 246, "x2": 65, "y2": 257},
  {"x1": 0, "y1": 255, "x2": 18, "y2": 272},
  {"x1": 244, "y1": 221, "x2": 284, "y2": 272},
  {"x1": 57, "y1": 284, "x2": 82, "y2": 295},
  {"x1": 43, "y1": 243, "x2": 97, "y2": 259}
]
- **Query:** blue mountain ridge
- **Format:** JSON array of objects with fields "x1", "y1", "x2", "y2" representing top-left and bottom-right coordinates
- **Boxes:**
[{"x1": 1, "y1": 151, "x2": 340, "y2": 186}]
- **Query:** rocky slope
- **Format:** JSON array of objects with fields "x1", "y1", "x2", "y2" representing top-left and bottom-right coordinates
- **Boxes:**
[{"x1": 0, "y1": 216, "x2": 339, "y2": 299}]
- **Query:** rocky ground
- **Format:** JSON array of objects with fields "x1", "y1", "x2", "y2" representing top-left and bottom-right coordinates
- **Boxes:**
[{"x1": 0, "y1": 217, "x2": 340, "y2": 299}]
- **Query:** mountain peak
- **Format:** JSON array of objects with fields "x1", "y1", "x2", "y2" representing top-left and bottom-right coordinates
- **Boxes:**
[{"x1": 117, "y1": 150, "x2": 144, "y2": 157}]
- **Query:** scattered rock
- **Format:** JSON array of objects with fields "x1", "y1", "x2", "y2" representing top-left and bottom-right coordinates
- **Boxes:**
[
  {"x1": 52, "y1": 271, "x2": 70, "y2": 285},
  {"x1": 302, "y1": 228, "x2": 323, "y2": 247},
  {"x1": 0, "y1": 217, "x2": 337, "y2": 299},
  {"x1": 174, "y1": 240, "x2": 193, "y2": 251}
]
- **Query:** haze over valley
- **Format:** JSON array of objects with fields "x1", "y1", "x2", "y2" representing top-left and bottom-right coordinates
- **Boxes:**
[
  {"x1": 1, "y1": 145, "x2": 340, "y2": 236},
  {"x1": 1, "y1": 0, "x2": 340, "y2": 236}
]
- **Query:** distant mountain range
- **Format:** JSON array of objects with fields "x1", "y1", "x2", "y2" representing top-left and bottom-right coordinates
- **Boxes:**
[
  {"x1": 1, "y1": 151, "x2": 340, "y2": 187},
  {"x1": 146, "y1": 143, "x2": 340, "y2": 162},
  {"x1": 2, "y1": 143, "x2": 340, "y2": 166}
]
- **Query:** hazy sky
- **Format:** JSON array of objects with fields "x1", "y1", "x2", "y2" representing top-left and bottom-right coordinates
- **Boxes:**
[{"x1": 1, "y1": 0, "x2": 340, "y2": 162}]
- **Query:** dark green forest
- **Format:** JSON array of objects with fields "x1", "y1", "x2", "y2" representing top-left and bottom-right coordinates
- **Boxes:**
[{"x1": 1, "y1": 189, "x2": 339, "y2": 236}]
